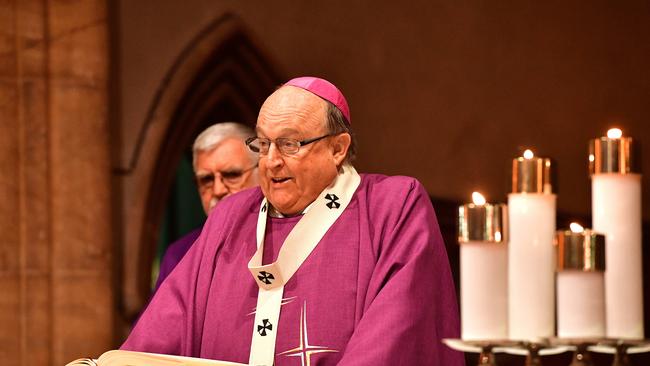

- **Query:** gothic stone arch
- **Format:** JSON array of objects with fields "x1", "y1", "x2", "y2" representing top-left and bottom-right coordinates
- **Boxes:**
[{"x1": 117, "y1": 14, "x2": 283, "y2": 331}]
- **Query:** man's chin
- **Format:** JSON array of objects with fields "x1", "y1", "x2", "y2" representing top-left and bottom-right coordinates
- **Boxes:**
[{"x1": 268, "y1": 199, "x2": 308, "y2": 217}]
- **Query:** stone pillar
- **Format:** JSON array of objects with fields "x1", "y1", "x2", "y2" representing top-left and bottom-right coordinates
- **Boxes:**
[{"x1": 0, "y1": 1, "x2": 113, "y2": 365}]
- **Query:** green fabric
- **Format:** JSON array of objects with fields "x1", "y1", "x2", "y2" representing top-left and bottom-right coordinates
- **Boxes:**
[{"x1": 153, "y1": 152, "x2": 206, "y2": 288}]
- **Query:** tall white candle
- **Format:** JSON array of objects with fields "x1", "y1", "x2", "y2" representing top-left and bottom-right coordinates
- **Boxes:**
[
  {"x1": 458, "y1": 192, "x2": 508, "y2": 340},
  {"x1": 555, "y1": 224, "x2": 606, "y2": 338},
  {"x1": 590, "y1": 128, "x2": 644, "y2": 339},
  {"x1": 508, "y1": 149, "x2": 556, "y2": 340}
]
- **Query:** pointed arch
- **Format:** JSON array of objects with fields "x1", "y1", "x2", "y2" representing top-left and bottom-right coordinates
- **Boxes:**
[{"x1": 118, "y1": 14, "x2": 283, "y2": 322}]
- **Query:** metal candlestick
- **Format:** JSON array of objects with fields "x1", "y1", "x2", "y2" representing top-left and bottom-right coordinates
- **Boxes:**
[
  {"x1": 477, "y1": 345, "x2": 496, "y2": 366},
  {"x1": 569, "y1": 343, "x2": 593, "y2": 366},
  {"x1": 522, "y1": 341, "x2": 544, "y2": 366},
  {"x1": 612, "y1": 342, "x2": 630, "y2": 366}
]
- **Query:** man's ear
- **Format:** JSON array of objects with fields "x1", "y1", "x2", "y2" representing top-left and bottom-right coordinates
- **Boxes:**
[{"x1": 331, "y1": 133, "x2": 351, "y2": 165}]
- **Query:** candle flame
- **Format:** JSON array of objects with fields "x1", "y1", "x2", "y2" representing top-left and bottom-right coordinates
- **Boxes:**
[
  {"x1": 472, "y1": 191, "x2": 486, "y2": 206},
  {"x1": 588, "y1": 154, "x2": 595, "y2": 162},
  {"x1": 570, "y1": 222, "x2": 585, "y2": 233},
  {"x1": 607, "y1": 128, "x2": 623, "y2": 139},
  {"x1": 494, "y1": 231, "x2": 502, "y2": 242},
  {"x1": 523, "y1": 149, "x2": 534, "y2": 159}
]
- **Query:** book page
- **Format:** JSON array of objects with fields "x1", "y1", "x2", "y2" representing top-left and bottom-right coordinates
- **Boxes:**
[
  {"x1": 65, "y1": 359, "x2": 97, "y2": 366},
  {"x1": 97, "y1": 350, "x2": 247, "y2": 366}
]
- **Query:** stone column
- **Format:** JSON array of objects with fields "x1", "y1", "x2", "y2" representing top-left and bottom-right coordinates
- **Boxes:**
[{"x1": 0, "y1": 1, "x2": 113, "y2": 365}]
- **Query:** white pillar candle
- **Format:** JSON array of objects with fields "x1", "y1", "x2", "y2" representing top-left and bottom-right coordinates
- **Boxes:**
[
  {"x1": 555, "y1": 225, "x2": 606, "y2": 338},
  {"x1": 508, "y1": 149, "x2": 556, "y2": 340},
  {"x1": 590, "y1": 128, "x2": 644, "y2": 339},
  {"x1": 458, "y1": 192, "x2": 508, "y2": 340}
]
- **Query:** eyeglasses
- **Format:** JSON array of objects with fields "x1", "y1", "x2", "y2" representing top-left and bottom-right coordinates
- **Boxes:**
[
  {"x1": 195, "y1": 165, "x2": 257, "y2": 191},
  {"x1": 245, "y1": 134, "x2": 333, "y2": 155}
]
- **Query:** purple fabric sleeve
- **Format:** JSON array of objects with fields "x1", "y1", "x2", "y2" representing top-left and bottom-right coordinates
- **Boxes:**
[
  {"x1": 337, "y1": 178, "x2": 463, "y2": 365},
  {"x1": 120, "y1": 192, "x2": 239, "y2": 356},
  {"x1": 153, "y1": 227, "x2": 203, "y2": 293}
]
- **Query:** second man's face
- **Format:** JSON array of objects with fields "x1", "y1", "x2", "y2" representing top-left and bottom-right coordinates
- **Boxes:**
[{"x1": 194, "y1": 137, "x2": 258, "y2": 215}]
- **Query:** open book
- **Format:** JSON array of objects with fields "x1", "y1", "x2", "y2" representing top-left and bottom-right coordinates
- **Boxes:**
[{"x1": 65, "y1": 350, "x2": 247, "y2": 366}]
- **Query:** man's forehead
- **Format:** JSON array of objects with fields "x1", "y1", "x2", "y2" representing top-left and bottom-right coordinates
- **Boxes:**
[
  {"x1": 264, "y1": 85, "x2": 325, "y2": 108},
  {"x1": 257, "y1": 86, "x2": 326, "y2": 129},
  {"x1": 255, "y1": 126, "x2": 301, "y2": 137},
  {"x1": 196, "y1": 139, "x2": 250, "y2": 167}
]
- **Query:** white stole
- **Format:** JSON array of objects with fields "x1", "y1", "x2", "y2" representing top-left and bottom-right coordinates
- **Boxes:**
[{"x1": 247, "y1": 165, "x2": 361, "y2": 366}]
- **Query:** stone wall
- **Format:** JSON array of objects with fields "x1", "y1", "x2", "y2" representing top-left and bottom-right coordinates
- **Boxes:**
[{"x1": 0, "y1": 1, "x2": 113, "y2": 364}]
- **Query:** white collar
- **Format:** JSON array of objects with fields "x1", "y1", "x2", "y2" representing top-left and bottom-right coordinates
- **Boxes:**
[{"x1": 267, "y1": 201, "x2": 315, "y2": 218}]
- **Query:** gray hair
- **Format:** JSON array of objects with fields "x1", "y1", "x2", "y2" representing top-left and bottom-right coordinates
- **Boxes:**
[
  {"x1": 325, "y1": 102, "x2": 357, "y2": 164},
  {"x1": 192, "y1": 122, "x2": 257, "y2": 170}
]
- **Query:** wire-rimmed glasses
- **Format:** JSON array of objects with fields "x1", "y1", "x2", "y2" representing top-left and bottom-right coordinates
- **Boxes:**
[
  {"x1": 245, "y1": 134, "x2": 333, "y2": 155},
  {"x1": 195, "y1": 165, "x2": 257, "y2": 192}
]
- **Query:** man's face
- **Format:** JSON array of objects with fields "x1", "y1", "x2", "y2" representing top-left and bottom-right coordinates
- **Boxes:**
[
  {"x1": 194, "y1": 137, "x2": 258, "y2": 215},
  {"x1": 256, "y1": 86, "x2": 349, "y2": 216}
]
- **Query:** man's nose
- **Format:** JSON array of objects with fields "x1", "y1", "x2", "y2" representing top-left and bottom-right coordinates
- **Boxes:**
[
  {"x1": 265, "y1": 144, "x2": 284, "y2": 169},
  {"x1": 212, "y1": 178, "x2": 229, "y2": 198}
]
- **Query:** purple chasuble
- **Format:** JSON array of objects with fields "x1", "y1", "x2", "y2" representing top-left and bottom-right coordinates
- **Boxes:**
[
  {"x1": 121, "y1": 174, "x2": 463, "y2": 365},
  {"x1": 153, "y1": 227, "x2": 203, "y2": 293}
]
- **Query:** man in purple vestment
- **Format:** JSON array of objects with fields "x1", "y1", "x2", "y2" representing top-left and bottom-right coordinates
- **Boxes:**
[
  {"x1": 154, "y1": 122, "x2": 259, "y2": 293},
  {"x1": 123, "y1": 77, "x2": 463, "y2": 365}
]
